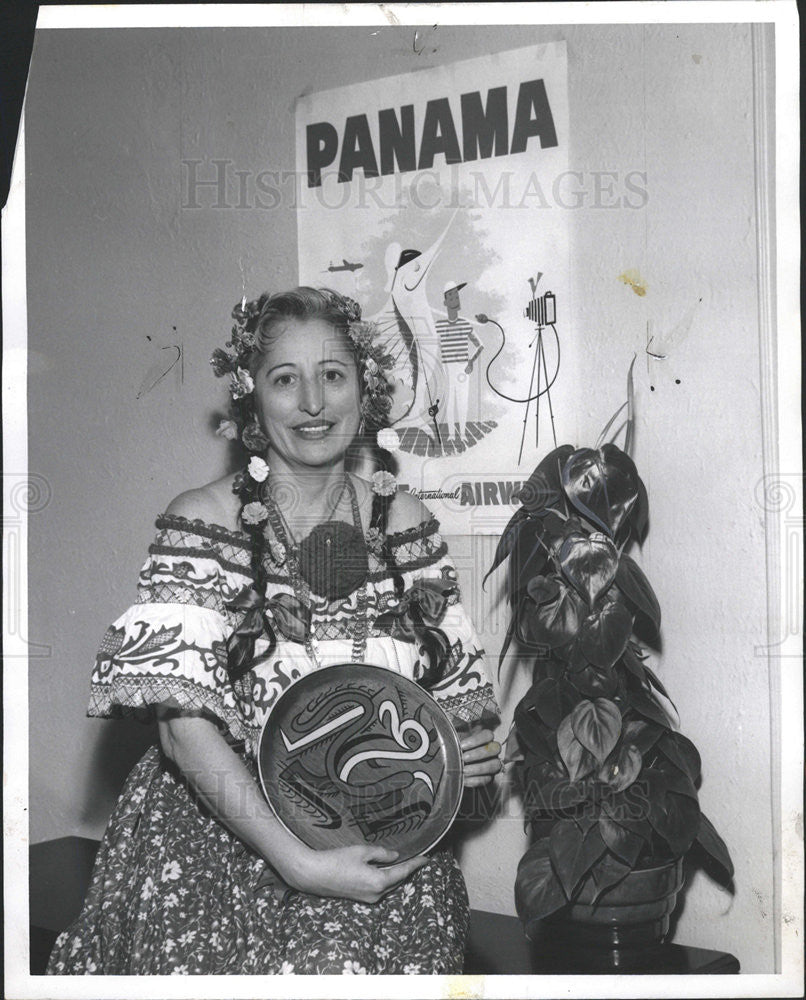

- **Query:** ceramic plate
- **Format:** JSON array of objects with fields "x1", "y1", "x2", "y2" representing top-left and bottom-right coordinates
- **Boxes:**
[{"x1": 258, "y1": 662, "x2": 463, "y2": 862}]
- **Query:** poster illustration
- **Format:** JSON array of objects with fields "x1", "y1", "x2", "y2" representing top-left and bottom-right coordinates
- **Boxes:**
[{"x1": 296, "y1": 43, "x2": 570, "y2": 533}]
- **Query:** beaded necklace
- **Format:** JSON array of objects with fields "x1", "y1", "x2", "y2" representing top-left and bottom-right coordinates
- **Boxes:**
[{"x1": 264, "y1": 475, "x2": 369, "y2": 667}]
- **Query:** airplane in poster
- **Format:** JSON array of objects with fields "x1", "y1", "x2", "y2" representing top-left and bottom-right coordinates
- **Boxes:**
[{"x1": 327, "y1": 259, "x2": 364, "y2": 273}]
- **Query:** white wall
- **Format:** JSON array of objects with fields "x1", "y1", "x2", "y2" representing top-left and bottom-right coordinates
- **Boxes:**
[{"x1": 26, "y1": 23, "x2": 776, "y2": 970}]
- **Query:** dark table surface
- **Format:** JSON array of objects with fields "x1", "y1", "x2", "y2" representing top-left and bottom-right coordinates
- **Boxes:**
[{"x1": 29, "y1": 837, "x2": 740, "y2": 976}]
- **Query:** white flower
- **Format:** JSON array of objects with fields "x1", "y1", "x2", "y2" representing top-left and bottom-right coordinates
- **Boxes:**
[
  {"x1": 376, "y1": 427, "x2": 400, "y2": 452},
  {"x1": 342, "y1": 959, "x2": 367, "y2": 974},
  {"x1": 161, "y1": 860, "x2": 181, "y2": 882},
  {"x1": 404, "y1": 963, "x2": 421, "y2": 975},
  {"x1": 280, "y1": 961, "x2": 295, "y2": 974},
  {"x1": 242, "y1": 501, "x2": 269, "y2": 525},
  {"x1": 371, "y1": 470, "x2": 397, "y2": 496},
  {"x1": 171, "y1": 964, "x2": 189, "y2": 975},
  {"x1": 139, "y1": 877, "x2": 154, "y2": 901},
  {"x1": 178, "y1": 930, "x2": 196, "y2": 947},
  {"x1": 215, "y1": 418, "x2": 239, "y2": 441},
  {"x1": 230, "y1": 367, "x2": 254, "y2": 399},
  {"x1": 85, "y1": 960, "x2": 97, "y2": 973},
  {"x1": 164, "y1": 938, "x2": 176, "y2": 955},
  {"x1": 248, "y1": 455, "x2": 270, "y2": 482},
  {"x1": 323, "y1": 921, "x2": 340, "y2": 933}
]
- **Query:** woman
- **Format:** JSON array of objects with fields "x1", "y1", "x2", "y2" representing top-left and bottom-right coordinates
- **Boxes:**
[{"x1": 48, "y1": 287, "x2": 501, "y2": 976}]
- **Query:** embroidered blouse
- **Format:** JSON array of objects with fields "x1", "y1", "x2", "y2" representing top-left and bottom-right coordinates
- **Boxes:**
[{"x1": 89, "y1": 513, "x2": 500, "y2": 758}]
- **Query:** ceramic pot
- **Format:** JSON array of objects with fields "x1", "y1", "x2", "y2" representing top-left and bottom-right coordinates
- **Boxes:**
[{"x1": 526, "y1": 858, "x2": 685, "y2": 950}]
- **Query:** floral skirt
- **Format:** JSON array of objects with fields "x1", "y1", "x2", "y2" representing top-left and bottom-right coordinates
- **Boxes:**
[{"x1": 47, "y1": 745, "x2": 469, "y2": 975}]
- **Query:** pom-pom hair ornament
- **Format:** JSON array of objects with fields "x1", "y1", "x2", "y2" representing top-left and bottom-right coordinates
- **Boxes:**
[{"x1": 210, "y1": 288, "x2": 396, "y2": 454}]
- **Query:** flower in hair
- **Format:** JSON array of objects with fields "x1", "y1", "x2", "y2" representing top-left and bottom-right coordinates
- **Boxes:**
[
  {"x1": 242, "y1": 501, "x2": 269, "y2": 525},
  {"x1": 377, "y1": 428, "x2": 400, "y2": 452},
  {"x1": 210, "y1": 348, "x2": 235, "y2": 378},
  {"x1": 324, "y1": 290, "x2": 361, "y2": 322},
  {"x1": 215, "y1": 418, "x2": 239, "y2": 441},
  {"x1": 347, "y1": 321, "x2": 377, "y2": 351},
  {"x1": 230, "y1": 367, "x2": 254, "y2": 399},
  {"x1": 371, "y1": 470, "x2": 397, "y2": 497},
  {"x1": 241, "y1": 419, "x2": 269, "y2": 453},
  {"x1": 248, "y1": 456, "x2": 270, "y2": 482}
]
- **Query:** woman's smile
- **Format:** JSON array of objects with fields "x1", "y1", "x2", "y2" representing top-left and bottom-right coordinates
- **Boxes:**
[{"x1": 293, "y1": 419, "x2": 336, "y2": 439}]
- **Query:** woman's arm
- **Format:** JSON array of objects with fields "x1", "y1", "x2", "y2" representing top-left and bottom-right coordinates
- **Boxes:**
[{"x1": 157, "y1": 708, "x2": 428, "y2": 903}]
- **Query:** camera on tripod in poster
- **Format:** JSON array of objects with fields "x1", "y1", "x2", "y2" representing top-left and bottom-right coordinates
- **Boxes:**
[{"x1": 523, "y1": 289, "x2": 556, "y2": 327}]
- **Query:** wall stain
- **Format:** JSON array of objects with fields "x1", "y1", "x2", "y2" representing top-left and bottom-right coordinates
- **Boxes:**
[
  {"x1": 752, "y1": 887, "x2": 768, "y2": 919},
  {"x1": 618, "y1": 269, "x2": 647, "y2": 296}
]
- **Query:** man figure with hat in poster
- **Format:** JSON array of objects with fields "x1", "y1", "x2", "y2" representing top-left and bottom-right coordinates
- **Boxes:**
[{"x1": 435, "y1": 280, "x2": 484, "y2": 450}]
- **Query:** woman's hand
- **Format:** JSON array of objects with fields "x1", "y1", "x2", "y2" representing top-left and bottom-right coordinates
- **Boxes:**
[
  {"x1": 283, "y1": 844, "x2": 429, "y2": 904},
  {"x1": 460, "y1": 727, "x2": 502, "y2": 788}
]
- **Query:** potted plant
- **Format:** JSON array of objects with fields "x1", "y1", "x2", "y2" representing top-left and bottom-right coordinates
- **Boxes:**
[{"x1": 489, "y1": 398, "x2": 734, "y2": 951}]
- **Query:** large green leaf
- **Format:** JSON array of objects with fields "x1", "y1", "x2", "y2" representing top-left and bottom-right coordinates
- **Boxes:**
[
  {"x1": 570, "y1": 698, "x2": 622, "y2": 765},
  {"x1": 642, "y1": 662, "x2": 672, "y2": 701},
  {"x1": 509, "y1": 519, "x2": 551, "y2": 604},
  {"x1": 561, "y1": 446, "x2": 641, "y2": 540},
  {"x1": 558, "y1": 532, "x2": 619, "y2": 607},
  {"x1": 630, "y1": 474, "x2": 650, "y2": 544},
  {"x1": 645, "y1": 772, "x2": 701, "y2": 856},
  {"x1": 483, "y1": 507, "x2": 529, "y2": 587},
  {"x1": 621, "y1": 718, "x2": 664, "y2": 755},
  {"x1": 557, "y1": 714, "x2": 597, "y2": 780},
  {"x1": 598, "y1": 743, "x2": 643, "y2": 792},
  {"x1": 598, "y1": 815, "x2": 645, "y2": 866},
  {"x1": 515, "y1": 445, "x2": 576, "y2": 514},
  {"x1": 567, "y1": 661, "x2": 619, "y2": 699},
  {"x1": 659, "y1": 765, "x2": 698, "y2": 801},
  {"x1": 598, "y1": 444, "x2": 641, "y2": 538},
  {"x1": 561, "y1": 449, "x2": 614, "y2": 535},
  {"x1": 531, "y1": 677, "x2": 565, "y2": 729},
  {"x1": 626, "y1": 688, "x2": 673, "y2": 728},
  {"x1": 696, "y1": 812, "x2": 735, "y2": 880},
  {"x1": 513, "y1": 700, "x2": 554, "y2": 764},
  {"x1": 615, "y1": 554, "x2": 661, "y2": 646},
  {"x1": 579, "y1": 600, "x2": 634, "y2": 668},
  {"x1": 523, "y1": 775, "x2": 589, "y2": 815},
  {"x1": 549, "y1": 819, "x2": 607, "y2": 898},
  {"x1": 657, "y1": 731, "x2": 702, "y2": 784},
  {"x1": 587, "y1": 853, "x2": 633, "y2": 904},
  {"x1": 601, "y1": 794, "x2": 652, "y2": 841},
  {"x1": 619, "y1": 642, "x2": 648, "y2": 684},
  {"x1": 515, "y1": 838, "x2": 568, "y2": 923},
  {"x1": 521, "y1": 578, "x2": 583, "y2": 649}
]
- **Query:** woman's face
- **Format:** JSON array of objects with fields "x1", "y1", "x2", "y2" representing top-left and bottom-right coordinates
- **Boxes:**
[{"x1": 252, "y1": 316, "x2": 361, "y2": 470}]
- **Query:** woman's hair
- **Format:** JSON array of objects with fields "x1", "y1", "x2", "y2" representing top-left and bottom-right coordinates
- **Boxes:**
[{"x1": 251, "y1": 287, "x2": 357, "y2": 360}]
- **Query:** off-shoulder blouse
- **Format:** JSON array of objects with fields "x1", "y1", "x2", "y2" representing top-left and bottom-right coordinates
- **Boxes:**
[{"x1": 89, "y1": 513, "x2": 499, "y2": 758}]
